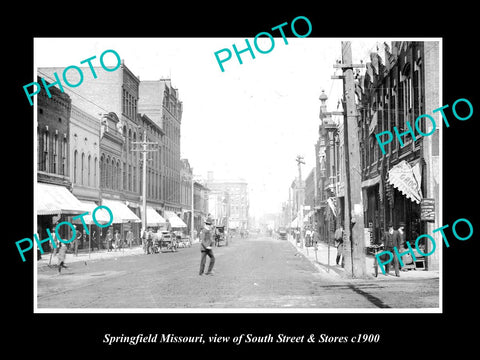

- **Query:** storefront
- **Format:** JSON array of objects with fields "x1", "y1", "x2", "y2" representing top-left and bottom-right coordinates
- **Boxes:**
[
  {"x1": 385, "y1": 159, "x2": 425, "y2": 250},
  {"x1": 101, "y1": 199, "x2": 141, "y2": 248},
  {"x1": 71, "y1": 200, "x2": 111, "y2": 250},
  {"x1": 140, "y1": 206, "x2": 167, "y2": 230},
  {"x1": 36, "y1": 182, "x2": 87, "y2": 253}
]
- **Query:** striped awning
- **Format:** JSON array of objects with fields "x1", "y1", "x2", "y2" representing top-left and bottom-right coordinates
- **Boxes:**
[
  {"x1": 140, "y1": 206, "x2": 167, "y2": 226},
  {"x1": 36, "y1": 182, "x2": 86, "y2": 215},
  {"x1": 388, "y1": 160, "x2": 423, "y2": 204},
  {"x1": 71, "y1": 200, "x2": 112, "y2": 225},
  {"x1": 102, "y1": 199, "x2": 141, "y2": 224},
  {"x1": 164, "y1": 211, "x2": 187, "y2": 228}
]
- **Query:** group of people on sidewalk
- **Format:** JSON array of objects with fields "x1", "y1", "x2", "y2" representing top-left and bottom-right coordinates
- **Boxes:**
[{"x1": 334, "y1": 222, "x2": 407, "y2": 276}]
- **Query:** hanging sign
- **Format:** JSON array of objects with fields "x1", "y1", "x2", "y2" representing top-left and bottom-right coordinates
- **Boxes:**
[{"x1": 420, "y1": 198, "x2": 435, "y2": 221}]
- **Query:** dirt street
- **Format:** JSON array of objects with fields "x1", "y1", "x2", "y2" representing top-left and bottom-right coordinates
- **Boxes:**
[{"x1": 37, "y1": 235, "x2": 439, "y2": 310}]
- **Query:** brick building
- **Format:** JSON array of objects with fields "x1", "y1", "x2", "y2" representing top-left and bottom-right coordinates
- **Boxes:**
[
  {"x1": 358, "y1": 41, "x2": 440, "y2": 270},
  {"x1": 139, "y1": 79, "x2": 183, "y2": 214},
  {"x1": 36, "y1": 79, "x2": 85, "y2": 251}
]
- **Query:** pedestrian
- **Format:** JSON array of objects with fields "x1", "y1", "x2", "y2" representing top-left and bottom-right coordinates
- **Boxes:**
[
  {"x1": 397, "y1": 222, "x2": 412, "y2": 270},
  {"x1": 126, "y1": 230, "x2": 133, "y2": 248},
  {"x1": 114, "y1": 230, "x2": 120, "y2": 251},
  {"x1": 335, "y1": 225, "x2": 345, "y2": 267},
  {"x1": 57, "y1": 242, "x2": 68, "y2": 274},
  {"x1": 106, "y1": 228, "x2": 113, "y2": 252},
  {"x1": 73, "y1": 225, "x2": 81, "y2": 256},
  {"x1": 199, "y1": 217, "x2": 215, "y2": 276},
  {"x1": 383, "y1": 222, "x2": 401, "y2": 277},
  {"x1": 398, "y1": 222, "x2": 406, "y2": 248}
]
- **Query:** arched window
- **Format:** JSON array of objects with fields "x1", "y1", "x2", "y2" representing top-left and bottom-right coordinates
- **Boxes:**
[
  {"x1": 53, "y1": 134, "x2": 58, "y2": 174},
  {"x1": 88, "y1": 155, "x2": 92, "y2": 186},
  {"x1": 73, "y1": 150, "x2": 78, "y2": 183},
  {"x1": 117, "y1": 160, "x2": 121, "y2": 190},
  {"x1": 100, "y1": 154, "x2": 105, "y2": 188},
  {"x1": 106, "y1": 155, "x2": 111, "y2": 189},
  {"x1": 42, "y1": 131, "x2": 49, "y2": 172},
  {"x1": 62, "y1": 137, "x2": 67, "y2": 176},
  {"x1": 81, "y1": 153, "x2": 85, "y2": 185},
  {"x1": 94, "y1": 156, "x2": 98, "y2": 187}
]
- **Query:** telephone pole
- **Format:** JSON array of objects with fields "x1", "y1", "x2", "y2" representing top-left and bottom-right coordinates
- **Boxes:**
[
  {"x1": 131, "y1": 129, "x2": 160, "y2": 235},
  {"x1": 332, "y1": 41, "x2": 367, "y2": 278},
  {"x1": 296, "y1": 155, "x2": 305, "y2": 248}
]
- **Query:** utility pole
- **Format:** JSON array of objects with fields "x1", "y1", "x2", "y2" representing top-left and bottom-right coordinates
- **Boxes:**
[
  {"x1": 332, "y1": 41, "x2": 367, "y2": 278},
  {"x1": 131, "y1": 129, "x2": 160, "y2": 238},
  {"x1": 191, "y1": 170, "x2": 195, "y2": 244},
  {"x1": 296, "y1": 155, "x2": 305, "y2": 248}
]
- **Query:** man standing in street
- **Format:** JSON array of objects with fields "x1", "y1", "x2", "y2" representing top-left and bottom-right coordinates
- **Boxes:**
[
  {"x1": 384, "y1": 222, "x2": 401, "y2": 277},
  {"x1": 199, "y1": 217, "x2": 215, "y2": 276}
]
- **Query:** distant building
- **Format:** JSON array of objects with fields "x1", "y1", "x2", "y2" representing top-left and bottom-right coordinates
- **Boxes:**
[{"x1": 206, "y1": 172, "x2": 248, "y2": 230}]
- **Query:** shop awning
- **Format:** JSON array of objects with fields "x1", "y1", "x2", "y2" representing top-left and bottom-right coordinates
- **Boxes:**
[
  {"x1": 362, "y1": 174, "x2": 381, "y2": 188},
  {"x1": 290, "y1": 217, "x2": 299, "y2": 228},
  {"x1": 303, "y1": 210, "x2": 313, "y2": 222},
  {"x1": 164, "y1": 210, "x2": 187, "y2": 228},
  {"x1": 327, "y1": 197, "x2": 337, "y2": 217},
  {"x1": 388, "y1": 160, "x2": 423, "y2": 204},
  {"x1": 102, "y1": 199, "x2": 141, "y2": 224},
  {"x1": 36, "y1": 182, "x2": 86, "y2": 215},
  {"x1": 71, "y1": 200, "x2": 112, "y2": 225},
  {"x1": 140, "y1": 206, "x2": 166, "y2": 227}
]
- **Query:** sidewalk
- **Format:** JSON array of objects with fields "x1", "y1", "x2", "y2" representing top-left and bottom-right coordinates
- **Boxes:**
[
  {"x1": 286, "y1": 235, "x2": 439, "y2": 280},
  {"x1": 37, "y1": 238, "x2": 202, "y2": 271}
]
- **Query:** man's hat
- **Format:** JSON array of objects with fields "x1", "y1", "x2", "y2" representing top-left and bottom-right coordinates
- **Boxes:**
[
  {"x1": 205, "y1": 217, "x2": 213, "y2": 225},
  {"x1": 398, "y1": 221, "x2": 406, "y2": 227}
]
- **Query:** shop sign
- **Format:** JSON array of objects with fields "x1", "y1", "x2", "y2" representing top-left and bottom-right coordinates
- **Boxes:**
[{"x1": 420, "y1": 198, "x2": 435, "y2": 221}]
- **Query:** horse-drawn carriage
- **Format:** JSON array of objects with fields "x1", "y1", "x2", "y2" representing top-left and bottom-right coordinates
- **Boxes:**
[
  {"x1": 214, "y1": 226, "x2": 228, "y2": 247},
  {"x1": 174, "y1": 231, "x2": 192, "y2": 248},
  {"x1": 151, "y1": 231, "x2": 177, "y2": 252}
]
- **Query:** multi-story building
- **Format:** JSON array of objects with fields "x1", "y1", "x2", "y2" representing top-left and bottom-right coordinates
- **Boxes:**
[
  {"x1": 206, "y1": 172, "x2": 248, "y2": 231},
  {"x1": 303, "y1": 167, "x2": 316, "y2": 228},
  {"x1": 208, "y1": 188, "x2": 230, "y2": 227},
  {"x1": 314, "y1": 91, "x2": 343, "y2": 243},
  {"x1": 68, "y1": 104, "x2": 101, "y2": 249},
  {"x1": 139, "y1": 79, "x2": 183, "y2": 213},
  {"x1": 136, "y1": 113, "x2": 166, "y2": 230},
  {"x1": 36, "y1": 78, "x2": 86, "y2": 251},
  {"x1": 194, "y1": 181, "x2": 210, "y2": 232},
  {"x1": 180, "y1": 158, "x2": 193, "y2": 232},
  {"x1": 39, "y1": 63, "x2": 145, "y2": 242},
  {"x1": 358, "y1": 41, "x2": 440, "y2": 269}
]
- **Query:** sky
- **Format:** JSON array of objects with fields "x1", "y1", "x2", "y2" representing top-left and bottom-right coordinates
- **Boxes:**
[{"x1": 34, "y1": 37, "x2": 386, "y2": 218}]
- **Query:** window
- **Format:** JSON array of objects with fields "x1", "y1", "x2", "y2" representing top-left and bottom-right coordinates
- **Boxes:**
[
  {"x1": 88, "y1": 155, "x2": 91, "y2": 186},
  {"x1": 61, "y1": 138, "x2": 67, "y2": 176},
  {"x1": 81, "y1": 153, "x2": 85, "y2": 185},
  {"x1": 133, "y1": 166, "x2": 137, "y2": 193},
  {"x1": 123, "y1": 161, "x2": 127, "y2": 190},
  {"x1": 42, "y1": 131, "x2": 49, "y2": 172},
  {"x1": 73, "y1": 150, "x2": 78, "y2": 183},
  {"x1": 100, "y1": 155, "x2": 105, "y2": 187},
  {"x1": 106, "y1": 156, "x2": 111, "y2": 189},
  {"x1": 129, "y1": 165, "x2": 132, "y2": 191},
  {"x1": 94, "y1": 157, "x2": 98, "y2": 187},
  {"x1": 53, "y1": 134, "x2": 58, "y2": 174}
]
